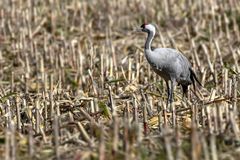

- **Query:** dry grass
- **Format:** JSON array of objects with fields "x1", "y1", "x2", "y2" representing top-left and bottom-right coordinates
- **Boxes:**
[{"x1": 0, "y1": 0, "x2": 240, "y2": 159}]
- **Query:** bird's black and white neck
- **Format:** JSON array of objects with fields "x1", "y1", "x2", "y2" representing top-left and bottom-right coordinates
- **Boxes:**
[{"x1": 141, "y1": 24, "x2": 156, "y2": 52}]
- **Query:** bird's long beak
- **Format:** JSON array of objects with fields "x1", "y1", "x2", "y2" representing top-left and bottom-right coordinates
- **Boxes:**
[{"x1": 133, "y1": 28, "x2": 142, "y2": 32}]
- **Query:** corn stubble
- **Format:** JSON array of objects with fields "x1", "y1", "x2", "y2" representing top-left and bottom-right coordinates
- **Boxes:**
[{"x1": 0, "y1": 0, "x2": 239, "y2": 159}]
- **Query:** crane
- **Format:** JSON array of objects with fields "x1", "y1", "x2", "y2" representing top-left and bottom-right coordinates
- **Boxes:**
[{"x1": 140, "y1": 23, "x2": 201, "y2": 107}]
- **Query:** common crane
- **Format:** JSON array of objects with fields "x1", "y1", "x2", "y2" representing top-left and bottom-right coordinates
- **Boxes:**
[{"x1": 140, "y1": 23, "x2": 201, "y2": 107}]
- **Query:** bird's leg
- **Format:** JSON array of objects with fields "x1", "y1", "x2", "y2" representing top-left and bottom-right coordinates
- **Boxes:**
[
  {"x1": 169, "y1": 80, "x2": 176, "y2": 111},
  {"x1": 181, "y1": 85, "x2": 189, "y2": 98},
  {"x1": 165, "y1": 80, "x2": 170, "y2": 107},
  {"x1": 170, "y1": 79, "x2": 176, "y2": 127},
  {"x1": 181, "y1": 85, "x2": 189, "y2": 105},
  {"x1": 162, "y1": 80, "x2": 170, "y2": 127},
  {"x1": 166, "y1": 79, "x2": 176, "y2": 113}
]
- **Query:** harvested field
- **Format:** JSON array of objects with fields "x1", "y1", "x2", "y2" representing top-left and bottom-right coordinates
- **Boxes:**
[{"x1": 0, "y1": 0, "x2": 240, "y2": 159}]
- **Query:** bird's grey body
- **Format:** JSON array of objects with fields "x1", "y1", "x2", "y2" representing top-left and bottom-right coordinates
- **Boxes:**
[
  {"x1": 140, "y1": 23, "x2": 201, "y2": 105},
  {"x1": 146, "y1": 48, "x2": 191, "y2": 85}
]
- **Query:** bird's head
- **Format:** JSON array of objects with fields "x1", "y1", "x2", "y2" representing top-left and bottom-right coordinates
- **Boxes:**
[{"x1": 140, "y1": 23, "x2": 156, "y2": 34}]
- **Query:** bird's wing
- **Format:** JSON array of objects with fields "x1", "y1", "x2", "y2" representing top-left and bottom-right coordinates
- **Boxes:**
[
  {"x1": 151, "y1": 48, "x2": 192, "y2": 78},
  {"x1": 152, "y1": 48, "x2": 191, "y2": 66}
]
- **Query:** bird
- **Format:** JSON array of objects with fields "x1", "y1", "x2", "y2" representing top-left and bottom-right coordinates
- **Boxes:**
[{"x1": 140, "y1": 23, "x2": 201, "y2": 107}]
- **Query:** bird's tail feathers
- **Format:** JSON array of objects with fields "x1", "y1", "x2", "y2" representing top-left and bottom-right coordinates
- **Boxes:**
[{"x1": 189, "y1": 68, "x2": 202, "y2": 90}]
